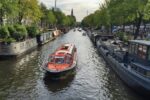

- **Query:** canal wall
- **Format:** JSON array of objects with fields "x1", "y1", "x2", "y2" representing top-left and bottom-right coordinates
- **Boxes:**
[
  {"x1": 0, "y1": 30, "x2": 61, "y2": 58},
  {"x1": 0, "y1": 38, "x2": 37, "y2": 57}
]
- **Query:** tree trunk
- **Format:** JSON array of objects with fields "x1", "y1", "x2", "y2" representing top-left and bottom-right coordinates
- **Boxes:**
[{"x1": 134, "y1": 13, "x2": 143, "y2": 39}]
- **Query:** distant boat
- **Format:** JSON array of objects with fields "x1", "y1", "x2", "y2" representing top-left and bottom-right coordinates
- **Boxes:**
[{"x1": 43, "y1": 43, "x2": 77, "y2": 79}]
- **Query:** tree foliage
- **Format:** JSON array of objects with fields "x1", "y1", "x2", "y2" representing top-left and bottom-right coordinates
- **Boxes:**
[
  {"x1": 0, "y1": 0, "x2": 18, "y2": 25},
  {"x1": 82, "y1": 0, "x2": 150, "y2": 38},
  {"x1": 18, "y1": 0, "x2": 42, "y2": 24}
]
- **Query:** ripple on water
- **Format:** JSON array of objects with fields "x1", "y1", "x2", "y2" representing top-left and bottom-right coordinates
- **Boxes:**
[{"x1": 0, "y1": 29, "x2": 145, "y2": 100}]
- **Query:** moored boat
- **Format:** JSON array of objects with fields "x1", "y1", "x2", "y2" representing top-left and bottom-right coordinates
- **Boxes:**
[
  {"x1": 43, "y1": 43, "x2": 77, "y2": 79},
  {"x1": 96, "y1": 37, "x2": 150, "y2": 96}
]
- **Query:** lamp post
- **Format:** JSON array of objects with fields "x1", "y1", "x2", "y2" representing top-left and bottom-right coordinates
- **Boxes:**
[{"x1": 55, "y1": 0, "x2": 57, "y2": 11}]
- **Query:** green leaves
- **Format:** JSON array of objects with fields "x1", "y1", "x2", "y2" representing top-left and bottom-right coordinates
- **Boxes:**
[
  {"x1": 47, "y1": 10, "x2": 57, "y2": 25},
  {"x1": 18, "y1": 0, "x2": 42, "y2": 24},
  {"x1": 0, "y1": 0, "x2": 76, "y2": 28},
  {"x1": 82, "y1": 0, "x2": 149, "y2": 30},
  {"x1": 14, "y1": 24, "x2": 28, "y2": 41},
  {"x1": 26, "y1": 25, "x2": 40, "y2": 38},
  {"x1": 0, "y1": 26, "x2": 10, "y2": 38}
]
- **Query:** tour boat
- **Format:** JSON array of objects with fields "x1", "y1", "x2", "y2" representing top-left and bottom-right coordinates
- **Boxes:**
[{"x1": 43, "y1": 43, "x2": 77, "y2": 79}]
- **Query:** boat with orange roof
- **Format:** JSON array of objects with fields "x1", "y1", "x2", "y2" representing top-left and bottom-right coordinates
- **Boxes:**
[{"x1": 43, "y1": 43, "x2": 77, "y2": 79}]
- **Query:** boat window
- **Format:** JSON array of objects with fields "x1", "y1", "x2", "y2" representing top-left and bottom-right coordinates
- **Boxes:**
[
  {"x1": 135, "y1": 44, "x2": 138, "y2": 54},
  {"x1": 129, "y1": 43, "x2": 136, "y2": 54},
  {"x1": 148, "y1": 48, "x2": 150, "y2": 61},
  {"x1": 131, "y1": 44, "x2": 135, "y2": 54},
  {"x1": 142, "y1": 46, "x2": 147, "y2": 59},
  {"x1": 138, "y1": 45, "x2": 146, "y2": 59},
  {"x1": 74, "y1": 47, "x2": 77, "y2": 52},
  {"x1": 138, "y1": 45, "x2": 142, "y2": 58},
  {"x1": 128, "y1": 44, "x2": 132, "y2": 54},
  {"x1": 66, "y1": 55, "x2": 72, "y2": 64},
  {"x1": 55, "y1": 57, "x2": 65, "y2": 64}
]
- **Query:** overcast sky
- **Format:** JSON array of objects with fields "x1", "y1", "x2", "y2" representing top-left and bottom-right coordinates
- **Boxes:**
[{"x1": 38, "y1": 0, "x2": 105, "y2": 22}]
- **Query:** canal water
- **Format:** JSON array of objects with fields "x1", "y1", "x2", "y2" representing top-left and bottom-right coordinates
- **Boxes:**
[{"x1": 0, "y1": 29, "x2": 145, "y2": 100}]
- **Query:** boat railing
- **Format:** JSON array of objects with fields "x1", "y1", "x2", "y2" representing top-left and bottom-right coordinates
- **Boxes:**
[{"x1": 130, "y1": 62, "x2": 150, "y2": 78}]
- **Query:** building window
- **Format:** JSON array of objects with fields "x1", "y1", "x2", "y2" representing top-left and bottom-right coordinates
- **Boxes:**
[
  {"x1": 66, "y1": 55, "x2": 72, "y2": 64},
  {"x1": 129, "y1": 43, "x2": 135, "y2": 54}
]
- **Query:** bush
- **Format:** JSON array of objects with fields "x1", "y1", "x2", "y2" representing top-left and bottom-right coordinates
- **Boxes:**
[
  {"x1": 123, "y1": 35, "x2": 128, "y2": 43},
  {"x1": 14, "y1": 24, "x2": 28, "y2": 41},
  {"x1": 2, "y1": 37, "x2": 16, "y2": 44},
  {"x1": 116, "y1": 32, "x2": 124, "y2": 41},
  {"x1": 116, "y1": 32, "x2": 129, "y2": 43},
  {"x1": 26, "y1": 26, "x2": 39, "y2": 38},
  {"x1": 7, "y1": 25, "x2": 16, "y2": 38},
  {"x1": 0, "y1": 26, "x2": 10, "y2": 38}
]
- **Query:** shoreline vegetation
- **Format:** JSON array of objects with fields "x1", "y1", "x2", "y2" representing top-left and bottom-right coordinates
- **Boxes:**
[
  {"x1": 0, "y1": 0, "x2": 76, "y2": 58},
  {"x1": 81, "y1": 0, "x2": 150, "y2": 41},
  {"x1": 0, "y1": 0, "x2": 76, "y2": 44}
]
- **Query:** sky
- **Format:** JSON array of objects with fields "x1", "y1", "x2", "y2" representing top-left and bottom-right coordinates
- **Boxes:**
[{"x1": 38, "y1": 0, "x2": 105, "y2": 22}]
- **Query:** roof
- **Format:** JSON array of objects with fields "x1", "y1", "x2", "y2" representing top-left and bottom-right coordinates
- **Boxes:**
[
  {"x1": 129, "y1": 40, "x2": 150, "y2": 46},
  {"x1": 56, "y1": 50, "x2": 67, "y2": 54},
  {"x1": 54, "y1": 43, "x2": 74, "y2": 56}
]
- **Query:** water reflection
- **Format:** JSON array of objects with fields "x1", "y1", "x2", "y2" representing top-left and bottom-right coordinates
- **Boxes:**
[
  {"x1": 0, "y1": 29, "x2": 147, "y2": 100},
  {"x1": 43, "y1": 72, "x2": 75, "y2": 92}
]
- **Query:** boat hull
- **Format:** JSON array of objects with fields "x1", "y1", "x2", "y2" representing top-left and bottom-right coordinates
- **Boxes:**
[
  {"x1": 97, "y1": 46, "x2": 150, "y2": 96},
  {"x1": 45, "y1": 65, "x2": 76, "y2": 80},
  {"x1": 43, "y1": 57, "x2": 77, "y2": 80}
]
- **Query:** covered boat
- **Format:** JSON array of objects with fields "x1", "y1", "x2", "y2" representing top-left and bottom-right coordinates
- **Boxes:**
[
  {"x1": 96, "y1": 38, "x2": 150, "y2": 96},
  {"x1": 43, "y1": 43, "x2": 77, "y2": 79}
]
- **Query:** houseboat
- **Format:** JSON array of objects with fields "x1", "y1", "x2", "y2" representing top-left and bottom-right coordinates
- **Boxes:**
[
  {"x1": 43, "y1": 43, "x2": 77, "y2": 79},
  {"x1": 97, "y1": 39, "x2": 150, "y2": 96}
]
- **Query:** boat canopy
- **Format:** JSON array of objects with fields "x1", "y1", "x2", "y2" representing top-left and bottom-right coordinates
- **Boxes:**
[{"x1": 48, "y1": 43, "x2": 76, "y2": 64}]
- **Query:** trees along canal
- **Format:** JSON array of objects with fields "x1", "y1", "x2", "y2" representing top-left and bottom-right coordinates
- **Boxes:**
[
  {"x1": 0, "y1": 0, "x2": 76, "y2": 43},
  {"x1": 0, "y1": 0, "x2": 76, "y2": 27},
  {"x1": 82, "y1": 0, "x2": 150, "y2": 39}
]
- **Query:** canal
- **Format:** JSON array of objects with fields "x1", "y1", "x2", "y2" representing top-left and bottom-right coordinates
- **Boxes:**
[{"x1": 0, "y1": 29, "x2": 145, "y2": 100}]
